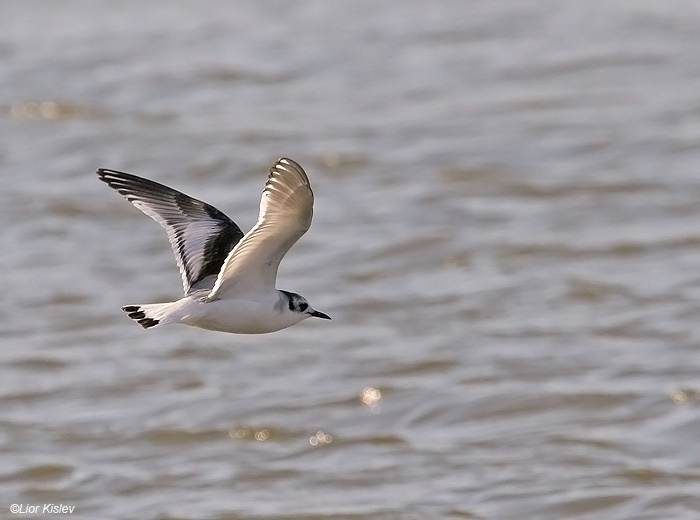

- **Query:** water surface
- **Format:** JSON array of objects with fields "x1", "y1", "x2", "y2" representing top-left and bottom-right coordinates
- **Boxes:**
[{"x1": 2, "y1": 1, "x2": 700, "y2": 519}]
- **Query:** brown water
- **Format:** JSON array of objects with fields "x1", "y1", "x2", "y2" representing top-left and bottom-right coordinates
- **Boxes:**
[{"x1": 2, "y1": 1, "x2": 700, "y2": 519}]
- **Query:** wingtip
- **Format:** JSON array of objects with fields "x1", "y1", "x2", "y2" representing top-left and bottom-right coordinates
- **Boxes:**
[
  {"x1": 96, "y1": 168, "x2": 116, "y2": 182},
  {"x1": 96, "y1": 168, "x2": 130, "y2": 178},
  {"x1": 269, "y1": 158, "x2": 310, "y2": 187},
  {"x1": 274, "y1": 157, "x2": 303, "y2": 171}
]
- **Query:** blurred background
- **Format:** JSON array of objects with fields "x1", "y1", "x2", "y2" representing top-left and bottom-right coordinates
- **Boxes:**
[{"x1": 2, "y1": 1, "x2": 700, "y2": 519}]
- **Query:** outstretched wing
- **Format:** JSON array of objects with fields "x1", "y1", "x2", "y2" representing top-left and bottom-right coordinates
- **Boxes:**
[
  {"x1": 208, "y1": 158, "x2": 314, "y2": 298},
  {"x1": 97, "y1": 169, "x2": 244, "y2": 294}
]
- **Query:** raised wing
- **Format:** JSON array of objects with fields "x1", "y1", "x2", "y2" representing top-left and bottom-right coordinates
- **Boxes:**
[
  {"x1": 208, "y1": 158, "x2": 314, "y2": 298},
  {"x1": 97, "y1": 169, "x2": 244, "y2": 295}
]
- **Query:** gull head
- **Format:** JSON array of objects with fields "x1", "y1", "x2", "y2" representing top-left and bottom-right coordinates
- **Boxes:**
[{"x1": 280, "y1": 290, "x2": 331, "y2": 321}]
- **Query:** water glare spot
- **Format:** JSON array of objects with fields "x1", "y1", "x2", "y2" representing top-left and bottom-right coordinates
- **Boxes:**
[
  {"x1": 229, "y1": 428, "x2": 248, "y2": 439},
  {"x1": 309, "y1": 431, "x2": 332, "y2": 446},
  {"x1": 229, "y1": 427, "x2": 272, "y2": 442},
  {"x1": 39, "y1": 101, "x2": 60, "y2": 119},
  {"x1": 444, "y1": 253, "x2": 469, "y2": 269},
  {"x1": 11, "y1": 101, "x2": 39, "y2": 118},
  {"x1": 10, "y1": 100, "x2": 99, "y2": 119},
  {"x1": 670, "y1": 389, "x2": 696, "y2": 404},
  {"x1": 672, "y1": 390, "x2": 688, "y2": 404},
  {"x1": 321, "y1": 152, "x2": 342, "y2": 168},
  {"x1": 361, "y1": 386, "x2": 382, "y2": 414}
]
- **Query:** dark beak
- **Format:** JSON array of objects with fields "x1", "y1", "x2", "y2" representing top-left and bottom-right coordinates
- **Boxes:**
[{"x1": 309, "y1": 310, "x2": 331, "y2": 320}]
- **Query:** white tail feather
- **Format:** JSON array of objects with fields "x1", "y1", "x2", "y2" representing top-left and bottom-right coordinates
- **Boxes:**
[{"x1": 122, "y1": 302, "x2": 179, "y2": 329}]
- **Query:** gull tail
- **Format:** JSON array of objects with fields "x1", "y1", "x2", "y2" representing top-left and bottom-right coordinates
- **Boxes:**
[{"x1": 122, "y1": 302, "x2": 179, "y2": 329}]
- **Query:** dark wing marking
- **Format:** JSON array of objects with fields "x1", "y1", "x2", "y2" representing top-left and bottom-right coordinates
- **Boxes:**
[{"x1": 97, "y1": 169, "x2": 244, "y2": 294}]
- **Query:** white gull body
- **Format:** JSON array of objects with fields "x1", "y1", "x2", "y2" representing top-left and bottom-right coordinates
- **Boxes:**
[{"x1": 97, "y1": 158, "x2": 330, "y2": 334}]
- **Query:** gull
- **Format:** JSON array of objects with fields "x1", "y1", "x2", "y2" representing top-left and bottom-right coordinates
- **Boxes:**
[{"x1": 97, "y1": 158, "x2": 330, "y2": 334}]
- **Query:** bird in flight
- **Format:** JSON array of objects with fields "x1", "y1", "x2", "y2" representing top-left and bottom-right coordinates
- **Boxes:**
[{"x1": 97, "y1": 158, "x2": 330, "y2": 334}]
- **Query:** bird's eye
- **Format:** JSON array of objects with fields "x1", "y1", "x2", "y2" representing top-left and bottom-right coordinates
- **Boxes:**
[{"x1": 299, "y1": 302, "x2": 308, "y2": 312}]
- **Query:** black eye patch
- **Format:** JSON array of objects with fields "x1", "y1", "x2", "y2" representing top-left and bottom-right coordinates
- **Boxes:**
[{"x1": 299, "y1": 302, "x2": 308, "y2": 312}]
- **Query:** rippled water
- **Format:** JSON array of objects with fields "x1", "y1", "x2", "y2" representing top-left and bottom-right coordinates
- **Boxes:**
[{"x1": 2, "y1": 1, "x2": 700, "y2": 519}]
